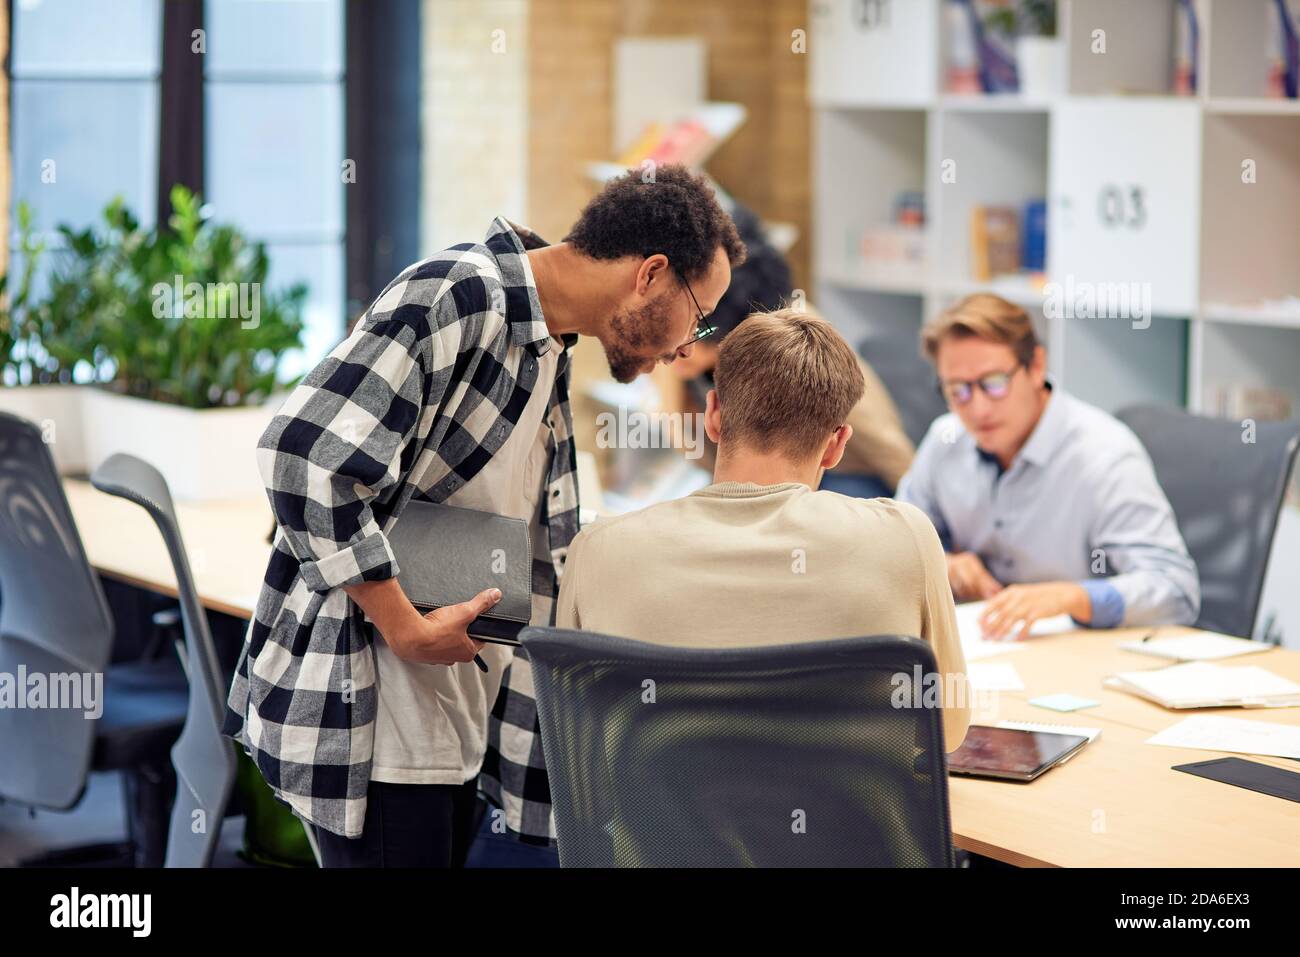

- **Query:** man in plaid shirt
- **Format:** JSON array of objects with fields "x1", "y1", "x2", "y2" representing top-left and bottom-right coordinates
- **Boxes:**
[{"x1": 223, "y1": 166, "x2": 744, "y2": 866}]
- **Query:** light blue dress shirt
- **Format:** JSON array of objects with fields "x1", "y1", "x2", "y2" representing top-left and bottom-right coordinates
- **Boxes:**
[{"x1": 896, "y1": 386, "x2": 1199, "y2": 628}]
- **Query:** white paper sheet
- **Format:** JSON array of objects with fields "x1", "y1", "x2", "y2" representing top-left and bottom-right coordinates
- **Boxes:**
[
  {"x1": 967, "y1": 661, "x2": 1026, "y2": 693},
  {"x1": 1146, "y1": 715, "x2": 1300, "y2": 760},
  {"x1": 956, "y1": 599, "x2": 1075, "y2": 642},
  {"x1": 956, "y1": 600, "x2": 1075, "y2": 660}
]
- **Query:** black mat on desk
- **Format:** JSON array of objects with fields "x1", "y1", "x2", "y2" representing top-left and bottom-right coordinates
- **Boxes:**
[{"x1": 1173, "y1": 757, "x2": 1300, "y2": 804}]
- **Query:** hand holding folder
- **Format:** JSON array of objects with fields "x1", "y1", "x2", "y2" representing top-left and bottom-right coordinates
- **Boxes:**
[{"x1": 386, "y1": 501, "x2": 533, "y2": 646}]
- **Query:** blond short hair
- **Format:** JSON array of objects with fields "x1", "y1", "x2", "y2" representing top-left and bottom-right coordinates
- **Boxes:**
[
  {"x1": 921, "y1": 293, "x2": 1039, "y2": 366},
  {"x1": 713, "y1": 308, "x2": 865, "y2": 460}
]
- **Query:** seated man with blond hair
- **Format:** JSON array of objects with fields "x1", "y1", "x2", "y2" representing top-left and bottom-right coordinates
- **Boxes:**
[
  {"x1": 897, "y1": 293, "x2": 1199, "y2": 639},
  {"x1": 557, "y1": 308, "x2": 969, "y2": 751}
]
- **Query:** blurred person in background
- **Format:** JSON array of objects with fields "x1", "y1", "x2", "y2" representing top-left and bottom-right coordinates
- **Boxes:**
[{"x1": 666, "y1": 202, "x2": 915, "y2": 498}]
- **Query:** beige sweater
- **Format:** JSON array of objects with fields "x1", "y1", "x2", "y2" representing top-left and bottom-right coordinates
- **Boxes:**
[{"x1": 556, "y1": 481, "x2": 970, "y2": 751}]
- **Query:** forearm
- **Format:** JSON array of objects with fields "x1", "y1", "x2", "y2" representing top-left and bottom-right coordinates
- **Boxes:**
[
  {"x1": 1064, "y1": 581, "x2": 1094, "y2": 624},
  {"x1": 343, "y1": 578, "x2": 423, "y2": 645}
]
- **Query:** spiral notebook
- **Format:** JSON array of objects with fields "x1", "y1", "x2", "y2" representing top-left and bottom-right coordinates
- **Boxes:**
[
  {"x1": 1117, "y1": 631, "x2": 1274, "y2": 662},
  {"x1": 1105, "y1": 661, "x2": 1300, "y2": 709}
]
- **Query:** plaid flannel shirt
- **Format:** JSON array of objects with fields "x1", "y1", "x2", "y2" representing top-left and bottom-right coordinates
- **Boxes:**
[{"x1": 222, "y1": 217, "x2": 578, "y2": 843}]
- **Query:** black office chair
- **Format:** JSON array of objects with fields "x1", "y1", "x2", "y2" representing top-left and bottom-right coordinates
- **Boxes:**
[
  {"x1": 521, "y1": 627, "x2": 954, "y2": 867},
  {"x1": 91, "y1": 453, "x2": 238, "y2": 868},
  {"x1": 1117, "y1": 404, "x2": 1300, "y2": 641},
  {"x1": 0, "y1": 411, "x2": 187, "y2": 866}
]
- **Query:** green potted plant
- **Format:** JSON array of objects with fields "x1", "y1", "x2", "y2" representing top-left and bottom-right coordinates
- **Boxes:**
[
  {"x1": 0, "y1": 202, "x2": 91, "y2": 471},
  {"x1": 5, "y1": 186, "x2": 308, "y2": 499}
]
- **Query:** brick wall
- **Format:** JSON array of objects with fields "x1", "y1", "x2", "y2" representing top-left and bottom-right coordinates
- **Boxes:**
[
  {"x1": 421, "y1": 0, "x2": 530, "y2": 253},
  {"x1": 526, "y1": 0, "x2": 811, "y2": 289},
  {"x1": 526, "y1": 0, "x2": 812, "y2": 461}
]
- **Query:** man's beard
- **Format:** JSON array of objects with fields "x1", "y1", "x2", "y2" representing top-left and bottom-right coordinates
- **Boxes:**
[{"x1": 603, "y1": 296, "x2": 674, "y2": 384}]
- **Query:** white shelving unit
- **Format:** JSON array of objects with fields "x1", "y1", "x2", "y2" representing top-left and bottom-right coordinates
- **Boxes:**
[{"x1": 809, "y1": 0, "x2": 1300, "y2": 643}]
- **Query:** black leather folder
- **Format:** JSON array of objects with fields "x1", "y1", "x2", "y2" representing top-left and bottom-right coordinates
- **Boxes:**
[{"x1": 386, "y1": 500, "x2": 532, "y2": 645}]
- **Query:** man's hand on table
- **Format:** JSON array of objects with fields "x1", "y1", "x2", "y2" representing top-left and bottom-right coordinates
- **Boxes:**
[
  {"x1": 978, "y1": 582, "x2": 1092, "y2": 640},
  {"x1": 946, "y1": 551, "x2": 1003, "y2": 602}
]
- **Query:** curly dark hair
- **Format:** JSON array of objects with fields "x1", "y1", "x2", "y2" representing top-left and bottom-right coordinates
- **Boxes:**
[
  {"x1": 563, "y1": 165, "x2": 746, "y2": 281},
  {"x1": 709, "y1": 202, "x2": 794, "y2": 341}
]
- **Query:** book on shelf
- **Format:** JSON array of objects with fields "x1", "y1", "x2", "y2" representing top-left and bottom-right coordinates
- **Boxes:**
[
  {"x1": 1173, "y1": 0, "x2": 1199, "y2": 96},
  {"x1": 852, "y1": 189, "x2": 927, "y2": 282},
  {"x1": 945, "y1": 0, "x2": 1019, "y2": 95},
  {"x1": 608, "y1": 102, "x2": 747, "y2": 173},
  {"x1": 1204, "y1": 383, "x2": 1293, "y2": 422},
  {"x1": 1267, "y1": 0, "x2": 1300, "y2": 99},
  {"x1": 969, "y1": 205, "x2": 1020, "y2": 281},
  {"x1": 1021, "y1": 198, "x2": 1047, "y2": 272}
]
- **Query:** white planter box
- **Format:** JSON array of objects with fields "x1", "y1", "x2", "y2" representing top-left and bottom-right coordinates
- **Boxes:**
[
  {"x1": 0, "y1": 384, "x2": 89, "y2": 474},
  {"x1": 1017, "y1": 36, "x2": 1065, "y2": 98},
  {"x1": 82, "y1": 390, "x2": 277, "y2": 502}
]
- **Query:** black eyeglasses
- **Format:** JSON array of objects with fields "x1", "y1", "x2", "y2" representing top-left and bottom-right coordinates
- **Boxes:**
[
  {"x1": 675, "y1": 270, "x2": 717, "y2": 348},
  {"x1": 937, "y1": 364, "x2": 1025, "y2": 405}
]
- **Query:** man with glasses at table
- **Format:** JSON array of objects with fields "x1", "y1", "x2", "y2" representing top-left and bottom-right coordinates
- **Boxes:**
[
  {"x1": 897, "y1": 293, "x2": 1199, "y2": 640},
  {"x1": 223, "y1": 165, "x2": 744, "y2": 866}
]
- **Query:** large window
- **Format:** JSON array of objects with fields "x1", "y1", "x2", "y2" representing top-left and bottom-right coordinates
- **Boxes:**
[
  {"x1": 8, "y1": 0, "x2": 416, "y2": 376},
  {"x1": 11, "y1": 0, "x2": 161, "y2": 329},
  {"x1": 204, "y1": 0, "x2": 346, "y2": 368}
]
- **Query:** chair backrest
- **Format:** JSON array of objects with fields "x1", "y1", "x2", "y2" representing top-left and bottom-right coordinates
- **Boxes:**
[
  {"x1": 858, "y1": 335, "x2": 948, "y2": 446},
  {"x1": 0, "y1": 411, "x2": 113, "y2": 809},
  {"x1": 91, "y1": 453, "x2": 236, "y2": 867},
  {"x1": 1117, "y1": 403, "x2": 1300, "y2": 640},
  {"x1": 521, "y1": 627, "x2": 954, "y2": 868}
]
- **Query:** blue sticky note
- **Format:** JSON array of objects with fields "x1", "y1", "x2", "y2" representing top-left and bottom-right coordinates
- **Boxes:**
[{"x1": 1029, "y1": 693, "x2": 1099, "y2": 713}]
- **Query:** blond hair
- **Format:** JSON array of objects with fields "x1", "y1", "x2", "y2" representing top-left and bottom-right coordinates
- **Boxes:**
[
  {"x1": 921, "y1": 293, "x2": 1039, "y2": 366},
  {"x1": 713, "y1": 308, "x2": 865, "y2": 460}
]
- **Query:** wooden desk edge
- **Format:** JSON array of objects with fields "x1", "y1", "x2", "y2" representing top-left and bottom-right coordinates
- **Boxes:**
[
  {"x1": 95, "y1": 567, "x2": 255, "y2": 621},
  {"x1": 953, "y1": 833, "x2": 1059, "y2": 868}
]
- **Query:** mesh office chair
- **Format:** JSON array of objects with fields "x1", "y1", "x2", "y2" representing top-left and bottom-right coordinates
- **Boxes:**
[
  {"x1": 1117, "y1": 404, "x2": 1300, "y2": 641},
  {"x1": 0, "y1": 412, "x2": 186, "y2": 866},
  {"x1": 91, "y1": 453, "x2": 238, "y2": 868},
  {"x1": 521, "y1": 627, "x2": 954, "y2": 867}
]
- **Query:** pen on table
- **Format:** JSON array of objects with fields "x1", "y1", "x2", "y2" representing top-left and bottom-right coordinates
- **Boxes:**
[{"x1": 1140, "y1": 627, "x2": 1162, "y2": 642}]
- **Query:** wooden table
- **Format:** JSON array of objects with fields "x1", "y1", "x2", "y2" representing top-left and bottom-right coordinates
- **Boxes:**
[
  {"x1": 64, "y1": 478, "x2": 269, "y2": 619},
  {"x1": 62, "y1": 475, "x2": 1300, "y2": 865},
  {"x1": 950, "y1": 627, "x2": 1300, "y2": 867}
]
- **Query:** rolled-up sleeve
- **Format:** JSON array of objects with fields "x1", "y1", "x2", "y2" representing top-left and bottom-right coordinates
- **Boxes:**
[
  {"x1": 1085, "y1": 449, "x2": 1200, "y2": 628},
  {"x1": 257, "y1": 306, "x2": 456, "y2": 593}
]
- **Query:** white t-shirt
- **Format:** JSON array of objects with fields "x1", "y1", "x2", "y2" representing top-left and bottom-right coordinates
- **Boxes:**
[{"x1": 370, "y1": 335, "x2": 562, "y2": 784}]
